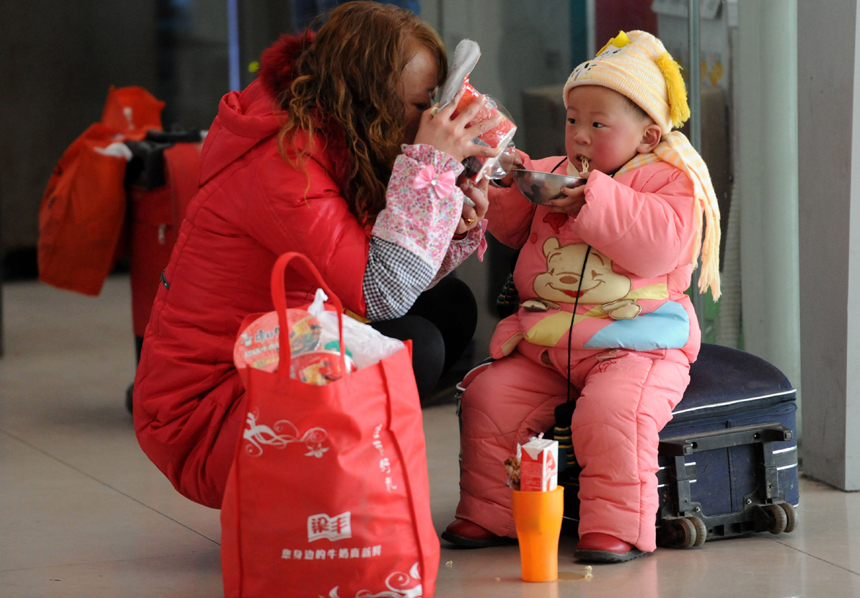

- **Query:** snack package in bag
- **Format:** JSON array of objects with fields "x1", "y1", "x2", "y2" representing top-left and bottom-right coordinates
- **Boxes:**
[
  {"x1": 307, "y1": 288, "x2": 406, "y2": 370},
  {"x1": 233, "y1": 288, "x2": 403, "y2": 384},
  {"x1": 222, "y1": 253, "x2": 439, "y2": 597},
  {"x1": 233, "y1": 309, "x2": 323, "y2": 373},
  {"x1": 450, "y1": 80, "x2": 517, "y2": 181}
]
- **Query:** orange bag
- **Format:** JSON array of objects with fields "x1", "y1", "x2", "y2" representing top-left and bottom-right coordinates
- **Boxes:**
[
  {"x1": 38, "y1": 86, "x2": 164, "y2": 296},
  {"x1": 221, "y1": 253, "x2": 440, "y2": 598}
]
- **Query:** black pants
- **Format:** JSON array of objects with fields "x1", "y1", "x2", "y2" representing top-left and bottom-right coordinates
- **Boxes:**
[{"x1": 370, "y1": 276, "x2": 477, "y2": 403}]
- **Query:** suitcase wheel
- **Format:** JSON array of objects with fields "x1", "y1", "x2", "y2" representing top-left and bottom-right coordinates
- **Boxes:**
[
  {"x1": 757, "y1": 503, "x2": 789, "y2": 535},
  {"x1": 660, "y1": 516, "x2": 706, "y2": 549},
  {"x1": 689, "y1": 515, "x2": 707, "y2": 546},
  {"x1": 779, "y1": 501, "x2": 798, "y2": 534},
  {"x1": 760, "y1": 500, "x2": 798, "y2": 534}
]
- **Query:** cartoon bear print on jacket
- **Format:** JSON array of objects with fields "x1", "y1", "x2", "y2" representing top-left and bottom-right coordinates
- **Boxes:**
[
  {"x1": 521, "y1": 238, "x2": 642, "y2": 320},
  {"x1": 489, "y1": 235, "x2": 691, "y2": 358}
]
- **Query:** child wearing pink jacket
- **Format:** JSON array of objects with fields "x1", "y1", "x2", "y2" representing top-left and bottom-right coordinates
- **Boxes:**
[{"x1": 442, "y1": 31, "x2": 721, "y2": 563}]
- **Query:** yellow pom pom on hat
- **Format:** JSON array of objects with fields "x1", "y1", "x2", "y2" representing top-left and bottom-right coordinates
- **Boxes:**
[{"x1": 563, "y1": 30, "x2": 721, "y2": 299}]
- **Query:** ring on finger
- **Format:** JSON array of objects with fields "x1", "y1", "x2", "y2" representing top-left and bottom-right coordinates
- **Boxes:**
[{"x1": 464, "y1": 217, "x2": 475, "y2": 224}]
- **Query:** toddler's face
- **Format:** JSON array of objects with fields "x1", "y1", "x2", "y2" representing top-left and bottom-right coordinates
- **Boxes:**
[{"x1": 565, "y1": 85, "x2": 657, "y2": 176}]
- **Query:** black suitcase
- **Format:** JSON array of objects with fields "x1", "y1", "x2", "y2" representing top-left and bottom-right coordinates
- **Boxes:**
[{"x1": 551, "y1": 343, "x2": 799, "y2": 547}]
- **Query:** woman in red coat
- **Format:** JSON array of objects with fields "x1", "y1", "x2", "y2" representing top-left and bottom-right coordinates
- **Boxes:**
[{"x1": 133, "y1": 2, "x2": 500, "y2": 508}]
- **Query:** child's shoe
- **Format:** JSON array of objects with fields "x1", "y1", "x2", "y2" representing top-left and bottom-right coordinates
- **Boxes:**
[
  {"x1": 441, "y1": 518, "x2": 516, "y2": 548},
  {"x1": 574, "y1": 532, "x2": 647, "y2": 563}
]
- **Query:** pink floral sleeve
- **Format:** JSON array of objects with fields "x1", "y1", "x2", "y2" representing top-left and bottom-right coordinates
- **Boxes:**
[
  {"x1": 373, "y1": 144, "x2": 468, "y2": 268},
  {"x1": 364, "y1": 144, "x2": 486, "y2": 320},
  {"x1": 430, "y1": 224, "x2": 484, "y2": 286}
]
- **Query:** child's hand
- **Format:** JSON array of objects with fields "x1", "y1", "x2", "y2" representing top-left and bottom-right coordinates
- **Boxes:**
[
  {"x1": 494, "y1": 148, "x2": 523, "y2": 188},
  {"x1": 550, "y1": 184, "x2": 587, "y2": 215},
  {"x1": 455, "y1": 175, "x2": 489, "y2": 235}
]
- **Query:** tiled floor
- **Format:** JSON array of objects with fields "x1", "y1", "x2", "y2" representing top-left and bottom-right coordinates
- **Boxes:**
[{"x1": 2, "y1": 276, "x2": 859, "y2": 597}]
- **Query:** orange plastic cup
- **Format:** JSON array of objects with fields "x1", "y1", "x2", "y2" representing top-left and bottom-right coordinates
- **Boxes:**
[{"x1": 511, "y1": 486, "x2": 564, "y2": 583}]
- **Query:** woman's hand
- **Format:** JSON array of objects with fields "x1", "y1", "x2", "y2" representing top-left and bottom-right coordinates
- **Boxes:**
[
  {"x1": 550, "y1": 183, "x2": 587, "y2": 216},
  {"x1": 455, "y1": 175, "x2": 490, "y2": 235},
  {"x1": 413, "y1": 86, "x2": 504, "y2": 163}
]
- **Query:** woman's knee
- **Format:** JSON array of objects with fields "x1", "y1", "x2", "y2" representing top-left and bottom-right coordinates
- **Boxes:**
[
  {"x1": 370, "y1": 315, "x2": 444, "y2": 398},
  {"x1": 417, "y1": 276, "x2": 477, "y2": 322},
  {"x1": 411, "y1": 276, "x2": 478, "y2": 372}
]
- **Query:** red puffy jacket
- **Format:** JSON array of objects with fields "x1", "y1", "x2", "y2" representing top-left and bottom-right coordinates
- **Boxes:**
[{"x1": 134, "y1": 36, "x2": 375, "y2": 508}]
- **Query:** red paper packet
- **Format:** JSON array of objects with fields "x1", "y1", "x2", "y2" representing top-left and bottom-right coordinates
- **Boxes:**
[{"x1": 452, "y1": 80, "x2": 516, "y2": 150}]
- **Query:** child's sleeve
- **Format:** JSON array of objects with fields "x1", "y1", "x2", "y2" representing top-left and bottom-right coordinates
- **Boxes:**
[
  {"x1": 486, "y1": 153, "x2": 565, "y2": 249},
  {"x1": 573, "y1": 167, "x2": 699, "y2": 278}
]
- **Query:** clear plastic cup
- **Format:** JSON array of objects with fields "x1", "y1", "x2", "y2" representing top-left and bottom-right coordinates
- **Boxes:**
[{"x1": 451, "y1": 80, "x2": 517, "y2": 181}]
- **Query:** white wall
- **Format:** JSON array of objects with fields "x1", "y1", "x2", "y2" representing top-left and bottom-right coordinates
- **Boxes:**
[
  {"x1": 798, "y1": 0, "x2": 860, "y2": 490},
  {"x1": 737, "y1": 1, "x2": 802, "y2": 432}
]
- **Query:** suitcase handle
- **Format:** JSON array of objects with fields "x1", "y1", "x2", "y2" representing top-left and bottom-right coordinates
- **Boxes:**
[
  {"x1": 145, "y1": 129, "x2": 204, "y2": 144},
  {"x1": 125, "y1": 131, "x2": 205, "y2": 190},
  {"x1": 658, "y1": 422, "x2": 793, "y2": 456}
]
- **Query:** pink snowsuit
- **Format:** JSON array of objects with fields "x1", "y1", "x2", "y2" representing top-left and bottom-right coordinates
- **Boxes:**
[{"x1": 456, "y1": 155, "x2": 702, "y2": 552}]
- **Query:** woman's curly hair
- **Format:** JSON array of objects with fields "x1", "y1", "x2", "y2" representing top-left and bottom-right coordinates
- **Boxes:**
[{"x1": 274, "y1": 3, "x2": 447, "y2": 224}]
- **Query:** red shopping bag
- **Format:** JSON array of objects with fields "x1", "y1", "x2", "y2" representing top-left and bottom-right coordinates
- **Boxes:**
[{"x1": 221, "y1": 252, "x2": 440, "y2": 598}]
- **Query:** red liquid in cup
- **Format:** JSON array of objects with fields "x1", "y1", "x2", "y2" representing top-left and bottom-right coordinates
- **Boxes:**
[{"x1": 452, "y1": 80, "x2": 516, "y2": 149}]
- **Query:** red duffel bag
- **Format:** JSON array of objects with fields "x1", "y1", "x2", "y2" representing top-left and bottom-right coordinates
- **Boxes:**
[{"x1": 221, "y1": 252, "x2": 440, "y2": 598}]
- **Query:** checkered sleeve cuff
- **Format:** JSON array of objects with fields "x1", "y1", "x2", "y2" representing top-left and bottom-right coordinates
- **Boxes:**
[{"x1": 363, "y1": 237, "x2": 435, "y2": 321}]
